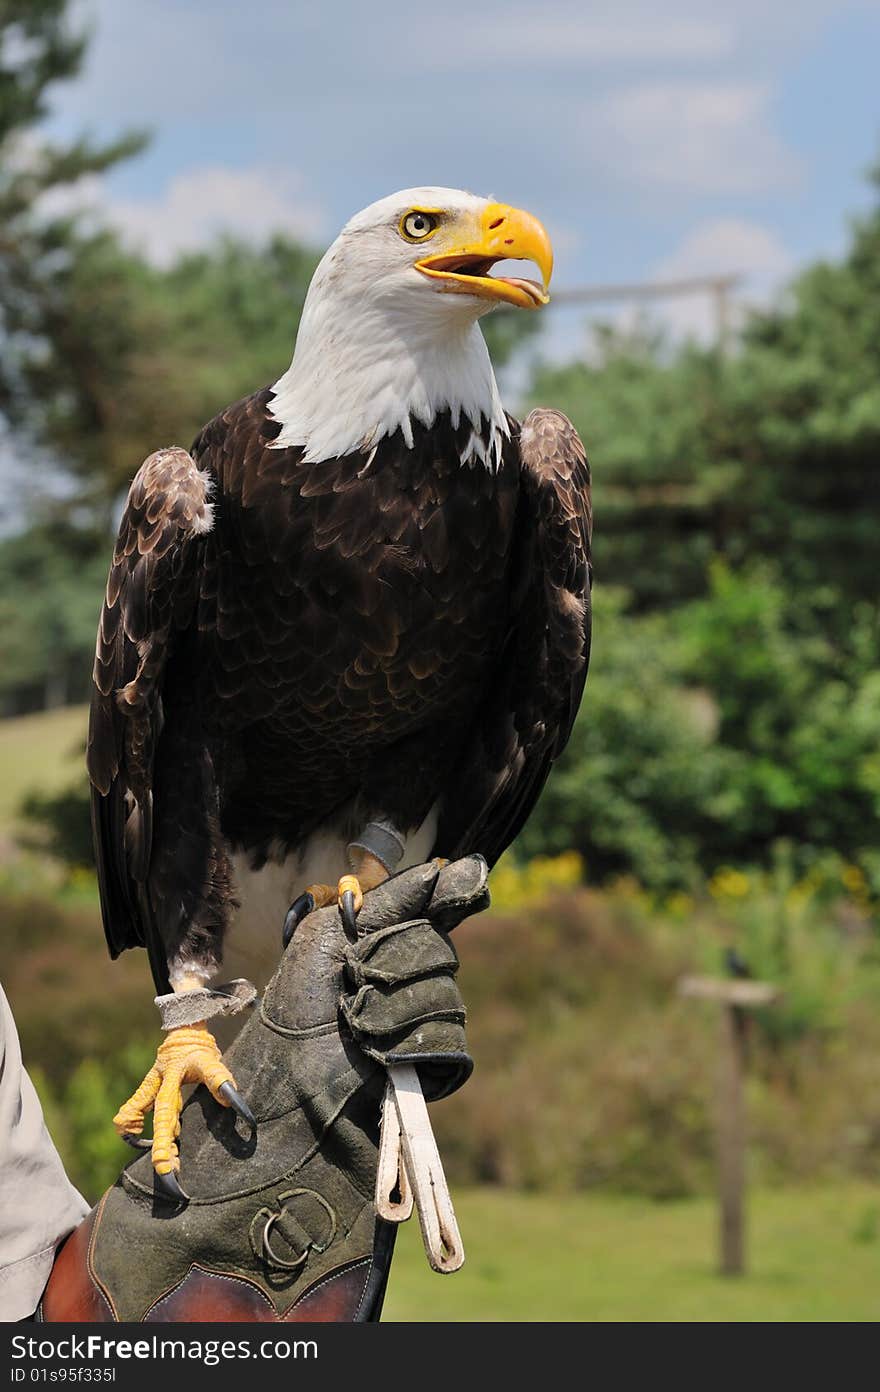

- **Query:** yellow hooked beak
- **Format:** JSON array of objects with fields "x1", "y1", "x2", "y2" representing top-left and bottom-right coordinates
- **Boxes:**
[{"x1": 415, "y1": 202, "x2": 553, "y2": 309}]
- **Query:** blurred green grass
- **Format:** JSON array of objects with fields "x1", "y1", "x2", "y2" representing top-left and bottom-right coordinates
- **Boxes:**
[
  {"x1": 384, "y1": 1185, "x2": 880, "y2": 1321},
  {"x1": 0, "y1": 705, "x2": 87, "y2": 833}
]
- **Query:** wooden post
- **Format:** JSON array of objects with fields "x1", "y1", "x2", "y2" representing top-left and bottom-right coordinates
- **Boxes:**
[
  {"x1": 679, "y1": 976, "x2": 780, "y2": 1277},
  {"x1": 711, "y1": 276, "x2": 732, "y2": 355},
  {"x1": 717, "y1": 1000, "x2": 746, "y2": 1274}
]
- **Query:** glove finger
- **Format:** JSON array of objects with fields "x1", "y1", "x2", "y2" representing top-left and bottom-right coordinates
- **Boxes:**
[
  {"x1": 355, "y1": 863, "x2": 441, "y2": 932},
  {"x1": 356, "y1": 856, "x2": 490, "y2": 937},
  {"x1": 425, "y1": 855, "x2": 490, "y2": 931},
  {"x1": 346, "y1": 919, "x2": 458, "y2": 987},
  {"x1": 342, "y1": 974, "x2": 465, "y2": 1040}
]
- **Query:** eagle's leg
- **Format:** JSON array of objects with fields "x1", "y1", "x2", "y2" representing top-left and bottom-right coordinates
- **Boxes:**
[
  {"x1": 338, "y1": 850, "x2": 389, "y2": 937},
  {"x1": 281, "y1": 817, "x2": 447, "y2": 948},
  {"x1": 282, "y1": 840, "x2": 396, "y2": 948},
  {"x1": 113, "y1": 975, "x2": 255, "y2": 1202},
  {"x1": 112, "y1": 738, "x2": 252, "y2": 1200},
  {"x1": 113, "y1": 1011, "x2": 236, "y2": 1199}
]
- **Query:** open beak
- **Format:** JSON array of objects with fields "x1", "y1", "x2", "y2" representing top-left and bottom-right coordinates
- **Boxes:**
[{"x1": 416, "y1": 202, "x2": 553, "y2": 309}]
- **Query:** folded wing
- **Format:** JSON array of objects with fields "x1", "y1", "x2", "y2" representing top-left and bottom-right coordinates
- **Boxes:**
[
  {"x1": 88, "y1": 448, "x2": 213, "y2": 982},
  {"x1": 436, "y1": 408, "x2": 592, "y2": 865}
]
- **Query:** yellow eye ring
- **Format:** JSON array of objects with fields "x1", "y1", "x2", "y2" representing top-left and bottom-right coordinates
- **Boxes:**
[{"x1": 399, "y1": 209, "x2": 440, "y2": 242}]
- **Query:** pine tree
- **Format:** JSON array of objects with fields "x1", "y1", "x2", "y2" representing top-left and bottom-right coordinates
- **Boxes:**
[{"x1": 0, "y1": 0, "x2": 146, "y2": 495}]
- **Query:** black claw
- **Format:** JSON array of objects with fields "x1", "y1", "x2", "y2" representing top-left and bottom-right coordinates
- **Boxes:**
[
  {"x1": 218, "y1": 1080, "x2": 256, "y2": 1129},
  {"x1": 120, "y1": 1133, "x2": 153, "y2": 1150},
  {"x1": 340, "y1": 888, "x2": 359, "y2": 941},
  {"x1": 282, "y1": 891, "x2": 316, "y2": 948},
  {"x1": 155, "y1": 1168, "x2": 188, "y2": 1204}
]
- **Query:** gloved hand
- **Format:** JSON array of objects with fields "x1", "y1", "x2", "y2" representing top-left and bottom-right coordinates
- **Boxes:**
[
  {"x1": 41, "y1": 856, "x2": 489, "y2": 1323},
  {"x1": 293, "y1": 859, "x2": 478, "y2": 1101}
]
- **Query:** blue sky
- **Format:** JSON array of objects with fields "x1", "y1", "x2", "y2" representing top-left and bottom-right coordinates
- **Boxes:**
[{"x1": 37, "y1": 0, "x2": 880, "y2": 351}]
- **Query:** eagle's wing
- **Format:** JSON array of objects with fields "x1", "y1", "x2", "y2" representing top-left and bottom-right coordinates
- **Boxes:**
[
  {"x1": 87, "y1": 447, "x2": 212, "y2": 981},
  {"x1": 436, "y1": 408, "x2": 592, "y2": 867}
]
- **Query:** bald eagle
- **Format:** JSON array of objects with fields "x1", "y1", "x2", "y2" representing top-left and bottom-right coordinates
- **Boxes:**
[{"x1": 88, "y1": 188, "x2": 592, "y2": 1188}]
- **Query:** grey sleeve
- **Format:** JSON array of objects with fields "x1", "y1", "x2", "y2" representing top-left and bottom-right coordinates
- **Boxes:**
[{"x1": 0, "y1": 984, "x2": 90, "y2": 1322}]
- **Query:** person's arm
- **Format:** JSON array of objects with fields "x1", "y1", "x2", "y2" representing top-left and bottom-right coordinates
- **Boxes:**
[{"x1": 0, "y1": 983, "x2": 90, "y2": 1322}]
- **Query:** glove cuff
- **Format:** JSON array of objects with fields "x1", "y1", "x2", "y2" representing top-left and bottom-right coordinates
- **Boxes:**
[
  {"x1": 155, "y1": 979, "x2": 258, "y2": 1030},
  {"x1": 347, "y1": 820, "x2": 406, "y2": 874}
]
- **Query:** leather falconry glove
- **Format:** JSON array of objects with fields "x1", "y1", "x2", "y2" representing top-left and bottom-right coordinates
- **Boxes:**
[{"x1": 41, "y1": 856, "x2": 487, "y2": 1323}]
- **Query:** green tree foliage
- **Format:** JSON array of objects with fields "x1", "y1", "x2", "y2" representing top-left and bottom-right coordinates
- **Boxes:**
[
  {"x1": 0, "y1": 513, "x2": 108, "y2": 712},
  {"x1": 0, "y1": 0, "x2": 146, "y2": 487},
  {"x1": 736, "y1": 171, "x2": 880, "y2": 609},
  {"x1": 517, "y1": 588, "x2": 724, "y2": 890},
  {"x1": 11, "y1": 233, "x2": 321, "y2": 505},
  {"x1": 677, "y1": 563, "x2": 880, "y2": 876},
  {"x1": 529, "y1": 176, "x2": 880, "y2": 619},
  {"x1": 528, "y1": 329, "x2": 734, "y2": 609},
  {"x1": 516, "y1": 175, "x2": 880, "y2": 892},
  {"x1": 522, "y1": 564, "x2": 880, "y2": 892}
]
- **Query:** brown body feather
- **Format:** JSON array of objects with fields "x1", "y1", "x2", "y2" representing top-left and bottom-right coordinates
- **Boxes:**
[{"x1": 88, "y1": 389, "x2": 591, "y2": 990}]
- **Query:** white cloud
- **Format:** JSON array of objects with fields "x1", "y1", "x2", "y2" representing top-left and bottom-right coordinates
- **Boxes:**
[
  {"x1": 654, "y1": 217, "x2": 793, "y2": 283},
  {"x1": 415, "y1": 13, "x2": 735, "y2": 66},
  {"x1": 630, "y1": 218, "x2": 794, "y2": 342},
  {"x1": 586, "y1": 82, "x2": 800, "y2": 195},
  {"x1": 102, "y1": 166, "x2": 326, "y2": 265}
]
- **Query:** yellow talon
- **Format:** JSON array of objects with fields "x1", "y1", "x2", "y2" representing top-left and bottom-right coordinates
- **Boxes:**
[
  {"x1": 301, "y1": 852, "x2": 389, "y2": 925},
  {"x1": 302, "y1": 874, "x2": 371, "y2": 917},
  {"x1": 338, "y1": 874, "x2": 364, "y2": 914},
  {"x1": 114, "y1": 1022, "x2": 237, "y2": 1176}
]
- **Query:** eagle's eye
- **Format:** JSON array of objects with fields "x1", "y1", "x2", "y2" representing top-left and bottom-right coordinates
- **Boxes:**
[{"x1": 400, "y1": 210, "x2": 439, "y2": 242}]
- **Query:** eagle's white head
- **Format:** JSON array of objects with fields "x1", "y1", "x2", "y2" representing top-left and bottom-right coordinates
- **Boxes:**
[{"x1": 270, "y1": 187, "x2": 553, "y2": 467}]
